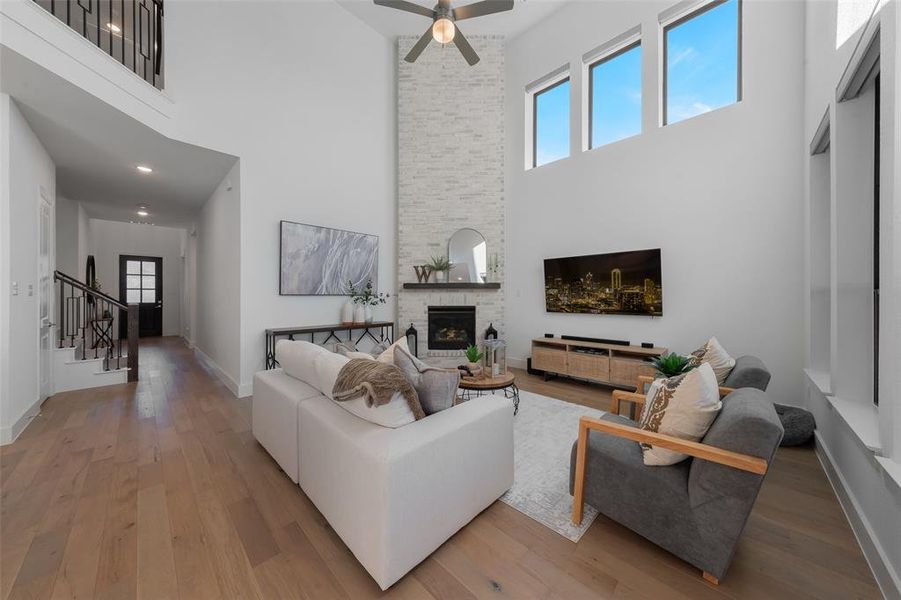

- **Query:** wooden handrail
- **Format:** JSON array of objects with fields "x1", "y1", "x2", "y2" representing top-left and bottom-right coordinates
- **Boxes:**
[
  {"x1": 54, "y1": 269, "x2": 138, "y2": 382},
  {"x1": 54, "y1": 270, "x2": 127, "y2": 309}
]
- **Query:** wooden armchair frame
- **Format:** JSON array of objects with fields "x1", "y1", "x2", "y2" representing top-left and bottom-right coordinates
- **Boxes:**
[{"x1": 574, "y1": 380, "x2": 767, "y2": 585}]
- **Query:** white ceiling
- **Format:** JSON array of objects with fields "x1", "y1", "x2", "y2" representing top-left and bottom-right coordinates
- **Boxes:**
[
  {"x1": 0, "y1": 47, "x2": 236, "y2": 228},
  {"x1": 336, "y1": 0, "x2": 570, "y2": 40}
]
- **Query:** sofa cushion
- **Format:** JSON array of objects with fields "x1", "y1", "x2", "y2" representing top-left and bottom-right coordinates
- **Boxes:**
[
  {"x1": 372, "y1": 337, "x2": 410, "y2": 364},
  {"x1": 638, "y1": 363, "x2": 722, "y2": 466},
  {"x1": 394, "y1": 346, "x2": 460, "y2": 415},
  {"x1": 277, "y1": 340, "x2": 327, "y2": 385},
  {"x1": 688, "y1": 337, "x2": 736, "y2": 385},
  {"x1": 313, "y1": 350, "x2": 351, "y2": 399}
]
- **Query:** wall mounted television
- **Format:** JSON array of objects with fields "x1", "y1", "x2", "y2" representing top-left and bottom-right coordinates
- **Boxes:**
[{"x1": 544, "y1": 248, "x2": 663, "y2": 316}]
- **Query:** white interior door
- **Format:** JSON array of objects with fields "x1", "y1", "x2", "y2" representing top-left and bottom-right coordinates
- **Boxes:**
[{"x1": 38, "y1": 192, "x2": 53, "y2": 401}]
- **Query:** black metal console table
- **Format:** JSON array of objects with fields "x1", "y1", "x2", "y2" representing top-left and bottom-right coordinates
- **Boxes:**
[{"x1": 265, "y1": 321, "x2": 395, "y2": 369}]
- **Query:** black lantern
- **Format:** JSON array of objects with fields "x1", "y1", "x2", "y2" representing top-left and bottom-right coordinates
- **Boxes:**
[
  {"x1": 405, "y1": 323, "x2": 419, "y2": 357},
  {"x1": 485, "y1": 323, "x2": 498, "y2": 340}
]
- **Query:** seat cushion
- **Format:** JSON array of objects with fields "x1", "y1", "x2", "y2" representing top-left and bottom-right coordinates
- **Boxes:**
[
  {"x1": 252, "y1": 368, "x2": 323, "y2": 483},
  {"x1": 570, "y1": 413, "x2": 691, "y2": 515}
]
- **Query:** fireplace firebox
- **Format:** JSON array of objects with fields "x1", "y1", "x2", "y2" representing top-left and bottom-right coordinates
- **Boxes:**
[{"x1": 427, "y1": 306, "x2": 476, "y2": 350}]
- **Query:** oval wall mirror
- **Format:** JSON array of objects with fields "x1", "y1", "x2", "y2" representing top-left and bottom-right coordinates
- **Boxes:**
[{"x1": 448, "y1": 228, "x2": 488, "y2": 283}]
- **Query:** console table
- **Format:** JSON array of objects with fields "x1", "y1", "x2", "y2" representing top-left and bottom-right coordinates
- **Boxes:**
[
  {"x1": 265, "y1": 322, "x2": 394, "y2": 369},
  {"x1": 531, "y1": 338, "x2": 667, "y2": 388}
]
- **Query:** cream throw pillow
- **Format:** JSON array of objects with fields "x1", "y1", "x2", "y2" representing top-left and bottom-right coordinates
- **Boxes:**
[
  {"x1": 374, "y1": 336, "x2": 410, "y2": 365},
  {"x1": 638, "y1": 362, "x2": 722, "y2": 466},
  {"x1": 688, "y1": 336, "x2": 736, "y2": 385}
]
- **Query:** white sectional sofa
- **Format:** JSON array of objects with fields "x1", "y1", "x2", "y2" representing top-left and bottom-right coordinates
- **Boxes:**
[{"x1": 252, "y1": 341, "x2": 514, "y2": 590}]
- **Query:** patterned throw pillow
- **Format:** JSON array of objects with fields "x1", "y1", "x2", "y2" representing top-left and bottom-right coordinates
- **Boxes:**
[
  {"x1": 687, "y1": 336, "x2": 735, "y2": 385},
  {"x1": 638, "y1": 362, "x2": 722, "y2": 466},
  {"x1": 393, "y1": 346, "x2": 460, "y2": 415}
]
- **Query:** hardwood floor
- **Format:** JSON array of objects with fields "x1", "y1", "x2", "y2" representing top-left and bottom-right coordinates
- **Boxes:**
[{"x1": 1, "y1": 337, "x2": 881, "y2": 599}]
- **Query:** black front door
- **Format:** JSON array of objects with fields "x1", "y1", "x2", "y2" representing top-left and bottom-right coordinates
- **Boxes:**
[{"x1": 119, "y1": 255, "x2": 163, "y2": 338}]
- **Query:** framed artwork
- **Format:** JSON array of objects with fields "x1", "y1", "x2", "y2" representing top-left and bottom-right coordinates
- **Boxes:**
[{"x1": 279, "y1": 220, "x2": 379, "y2": 296}]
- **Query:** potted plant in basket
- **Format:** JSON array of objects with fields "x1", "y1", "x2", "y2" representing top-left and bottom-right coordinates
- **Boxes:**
[
  {"x1": 465, "y1": 344, "x2": 483, "y2": 377},
  {"x1": 348, "y1": 279, "x2": 389, "y2": 324},
  {"x1": 427, "y1": 255, "x2": 453, "y2": 284}
]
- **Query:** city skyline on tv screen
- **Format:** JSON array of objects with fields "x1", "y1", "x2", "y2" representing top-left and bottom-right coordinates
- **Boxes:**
[{"x1": 544, "y1": 249, "x2": 663, "y2": 316}]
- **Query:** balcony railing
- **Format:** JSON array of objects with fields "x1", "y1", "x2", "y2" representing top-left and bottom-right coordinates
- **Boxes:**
[{"x1": 34, "y1": 0, "x2": 164, "y2": 89}]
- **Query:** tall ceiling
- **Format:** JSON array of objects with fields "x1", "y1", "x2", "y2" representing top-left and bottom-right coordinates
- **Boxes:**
[
  {"x1": 0, "y1": 47, "x2": 236, "y2": 228},
  {"x1": 336, "y1": 0, "x2": 569, "y2": 40}
]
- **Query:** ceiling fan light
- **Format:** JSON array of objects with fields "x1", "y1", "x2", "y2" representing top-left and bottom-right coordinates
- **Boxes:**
[{"x1": 432, "y1": 18, "x2": 455, "y2": 44}]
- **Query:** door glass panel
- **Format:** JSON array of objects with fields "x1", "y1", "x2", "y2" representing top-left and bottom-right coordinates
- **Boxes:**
[
  {"x1": 127, "y1": 289, "x2": 141, "y2": 303},
  {"x1": 143, "y1": 261, "x2": 156, "y2": 275},
  {"x1": 127, "y1": 275, "x2": 141, "y2": 289},
  {"x1": 142, "y1": 290, "x2": 156, "y2": 303},
  {"x1": 127, "y1": 260, "x2": 142, "y2": 274},
  {"x1": 142, "y1": 276, "x2": 155, "y2": 289}
]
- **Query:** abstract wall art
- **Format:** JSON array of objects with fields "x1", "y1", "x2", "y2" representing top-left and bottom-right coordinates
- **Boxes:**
[{"x1": 279, "y1": 221, "x2": 379, "y2": 295}]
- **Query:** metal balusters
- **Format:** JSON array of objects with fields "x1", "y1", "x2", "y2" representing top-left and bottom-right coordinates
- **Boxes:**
[{"x1": 33, "y1": 0, "x2": 164, "y2": 90}]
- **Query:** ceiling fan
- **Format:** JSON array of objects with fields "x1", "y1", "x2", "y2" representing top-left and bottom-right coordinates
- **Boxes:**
[{"x1": 374, "y1": 0, "x2": 514, "y2": 66}]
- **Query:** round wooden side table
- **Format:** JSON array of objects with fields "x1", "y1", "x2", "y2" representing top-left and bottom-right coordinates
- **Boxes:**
[{"x1": 458, "y1": 371, "x2": 519, "y2": 415}]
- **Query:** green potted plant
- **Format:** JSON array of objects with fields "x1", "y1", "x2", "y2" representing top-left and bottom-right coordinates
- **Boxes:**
[
  {"x1": 465, "y1": 344, "x2": 483, "y2": 376},
  {"x1": 427, "y1": 255, "x2": 453, "y2": 283},
  {"x1": 349, "y1": 279, "x2": 389, "y2": 323},
  {"x1": 650, "y1": 352, "x2": 696, "y2": 379}
]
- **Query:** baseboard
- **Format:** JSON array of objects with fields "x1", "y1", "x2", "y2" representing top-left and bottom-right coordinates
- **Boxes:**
[
  {"x1": 237, "y1": 381, "x2": 253, "y2": 398},
  {"x1": 0, "y1": 395, "x2": 44, "y2": 445},
  {"x1": 193, "y1": 346, "x2": 241, "y2": 398},
  {"x1": 815, "y1": 431, "x2": 901, "y2": 599},
  {"x1": 509, "y1": 356, "x2": 528, "y2": 370}
]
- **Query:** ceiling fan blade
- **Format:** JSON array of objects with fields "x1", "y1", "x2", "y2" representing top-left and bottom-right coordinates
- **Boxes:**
[
  {"x1": 405, "y1": 25, "x2": 434, "y2": 63},
  {"x1": 373, "y1": 0, "x2": 435, "y2": 19},
  {"x1": 453, "y1": 0, "x2": 514, "y2": 21},
  {"x1": 453, "y1": 26, "x2": 480, "y2": 65}
]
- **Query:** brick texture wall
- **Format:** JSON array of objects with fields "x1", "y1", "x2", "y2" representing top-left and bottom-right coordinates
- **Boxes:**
[{"x1": 397, "y1": 35, "x2": 505, "y2": 357}]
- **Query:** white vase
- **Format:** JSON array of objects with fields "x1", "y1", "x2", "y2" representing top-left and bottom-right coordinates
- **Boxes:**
[
  {"x1": 353, "y1": 304, "x2": 365, "y2": 324},
  {"x1": 435, "y1": 270, "x2": 447, "y2": 283},
  {"x1": 364, "y1": 305, "x2": 373, "y2": 323},
  {"x1": 341, "y1": 300, "x2": 354, "y2": 325}
]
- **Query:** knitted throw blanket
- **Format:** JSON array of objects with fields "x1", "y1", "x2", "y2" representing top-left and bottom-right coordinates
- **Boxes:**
[{"x1": 332, "y1": 359, "x2": 425, "y2": 420}]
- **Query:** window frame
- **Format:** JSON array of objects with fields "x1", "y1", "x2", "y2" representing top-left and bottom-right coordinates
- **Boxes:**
[
  {"x1": 527, "y1": 70, "x2": 571, "y2": 169},
  {"x1": 661, "y1": 0, "x2": 743, "y2": 126},
  {"x1": 587, "y1": 39, "x2": 642, "y2": 151}
]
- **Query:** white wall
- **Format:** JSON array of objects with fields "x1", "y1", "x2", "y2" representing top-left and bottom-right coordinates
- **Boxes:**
[
  {"x1": 55, "y1": 194, "x2": 79, "y2": 277},
  {"x1": 87, "y1": 218, "x2": 186, "y2": 337},
  {"x1": 192, "y1": 163, "x2": 241, "y2": 393},
  {"x1": 0, "y1": 94, "x2": 55, "y2": 444},
  {"x1": 802, "y1": 1, "x2": 901, "y2": 597},
  {"x1": 504, "y1": 0, "x2": 806, "y2": 407},
  {"x1": 165, "y1": 0, "x2": 397, "y2": 395}
]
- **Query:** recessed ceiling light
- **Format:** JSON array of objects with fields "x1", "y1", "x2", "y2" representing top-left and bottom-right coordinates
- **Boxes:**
[
  {"x1": 107, "y1": 22, "x2": 121, "y2": 33},
  {"x1": 136, "y1": 165, "x2": 153, "y2": 173}
]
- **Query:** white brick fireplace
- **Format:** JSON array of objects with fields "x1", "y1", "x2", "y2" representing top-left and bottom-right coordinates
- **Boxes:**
[{"x1": 396, "y1": 35, "x2": 505, "y2": 356}]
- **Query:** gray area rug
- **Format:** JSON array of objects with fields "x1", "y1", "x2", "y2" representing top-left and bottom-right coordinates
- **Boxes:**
[{"x1": 497, "y1": 389, "x2": 605, "y2": 542}]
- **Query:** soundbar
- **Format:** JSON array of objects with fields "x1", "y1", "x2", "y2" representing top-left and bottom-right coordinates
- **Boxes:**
[{"x1": 561, "y1": 335, "x2": 630, "y2": 346}]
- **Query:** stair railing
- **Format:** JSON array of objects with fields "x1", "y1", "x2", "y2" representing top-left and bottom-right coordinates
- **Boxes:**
[{"x1": 54, "y1": 270, "x2": 138, "y2": 382}]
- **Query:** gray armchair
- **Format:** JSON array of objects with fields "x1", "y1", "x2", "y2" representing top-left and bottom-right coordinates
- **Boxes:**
[
  {"x1": 570, "y1": 387, "x2": 783, "y2": 584},
  {"x1": 723, "y1": 355, "x2": 771, "y2": 391}
]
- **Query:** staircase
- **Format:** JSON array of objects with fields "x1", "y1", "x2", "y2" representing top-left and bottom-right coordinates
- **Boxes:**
[{"x1": 53, "y1": 270, "x2": 138, "y2": 393}]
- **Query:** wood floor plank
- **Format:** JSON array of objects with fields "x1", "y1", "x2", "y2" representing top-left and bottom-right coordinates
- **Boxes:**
[
  {"x1": 136, "y1": 483, "x2": 178, "y2": 600},
  {"x1": 0, "y1": 338, "x2": 881, "y2": 600}
]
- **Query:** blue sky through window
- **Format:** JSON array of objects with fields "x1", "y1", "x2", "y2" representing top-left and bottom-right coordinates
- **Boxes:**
[
  {"x1": 591, "y1": 43, "x2": 642, "y2": 148},
  {"x1": 666, "y1": 0, "x2": 739, "y2": 124},
  {"x1": 534, "y1": 79, "x2": 570, "y2": 167}
]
